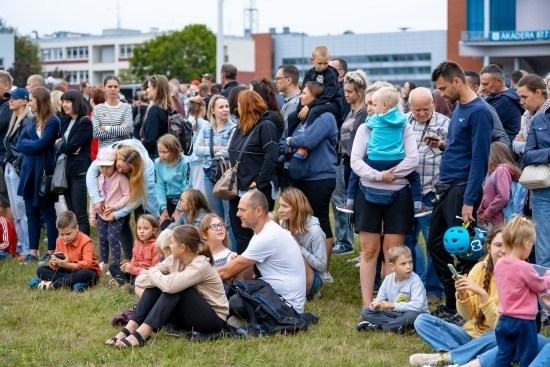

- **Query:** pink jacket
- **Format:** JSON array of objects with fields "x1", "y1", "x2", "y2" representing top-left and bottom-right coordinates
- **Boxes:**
[
  {"x1": 478, "y1": 164, "x2": 514, "y2": 226},
  {"x1": 89, "y1": 170, "x2": 131, "y2": 218},
  {"x1": 127, "y1": 238, "x2": 161, "y2": 275}
]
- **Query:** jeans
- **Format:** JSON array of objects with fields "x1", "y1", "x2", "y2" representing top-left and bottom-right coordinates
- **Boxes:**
[
  {"x1": 532, "y1": 187, "x2": 550, "y2": 267},
  {"x1": 365, "y1": 157, "x2": 422, "y2": 203},
  {"x1": 362, "y1": 308, "x2": 420, "y2": 332},
  {"x1": 477, "y1": 334, "x2": 550, "y2": 367},
  {"x1": 25, "y1": 199, "x2": 57, "y2": 252},
  {"x1": 64, "y1": 174, "x2": 90, "y2": 236},
  {"x1": 408, "y1": 192, "x2": 443, "y2": 298},
  {"x1": 414, "y1": 313, "x2": 497, "y2": 365},
  {"x1": 204, "y1": 172, "x2": 236, "y2": 250},
  {"x1": 527, "y1": 343, "x2": 550, "y2": 367},
  {"x1": 330, "y1": 160, "x2": 354, "y2": 249},
  {"x1": 5, "y1": 163, "x2": 29, "y2": 256}
]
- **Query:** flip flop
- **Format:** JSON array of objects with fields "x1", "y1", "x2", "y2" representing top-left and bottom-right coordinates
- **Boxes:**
[
  {"x1": 117, "y1": 330, "x2": 148, "y2": 348},
  {"x1": 106, "y1": 327, "x2": 130, "y2": 346}
]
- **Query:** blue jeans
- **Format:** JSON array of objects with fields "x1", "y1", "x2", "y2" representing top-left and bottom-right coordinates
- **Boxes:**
[
  {"x1": 330, "y1": 160, "x2": 354, "y2": 249},
  {"x1": 414, "y1": 313, "x2": 497, "y2": 365},
  {"x1": 477, "y1": 334, "x2": 550, "y2": 367},
  {"x1": 346, "y1": 171, "x2": 360, "y2": 203},
  {"x1": 306, "y1": 270, "x2": 323, "y2": 298},
  {"x1": 203, "y1": 171, "x2": 236, "y2": 250},
  {"x1": 25, "y1": 199, "x2": 57, "y2": 252},
  {"x1": 528, "y1": 343, "x2": 550, "y2": 367},
  {"x1": 5, "y1": 163, "x2": 29, "y2": 256},
  {"x1": 408, "y1": 192, "x2": 443, "y2": 298},
  {"x1": 366, "y1": 157, "x2": 422, "y2": 203},
  {"x1": 0, "y1": 251, "x2": 10, "y2": 259},
  {"x1": 532, "y1": 187, "x2": 550, "y2": 267}
]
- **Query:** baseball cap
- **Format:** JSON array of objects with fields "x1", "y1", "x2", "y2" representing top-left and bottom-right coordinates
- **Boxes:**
[
  {"x1": 96, "y1": 148, "x2": 115, "y2": 166},
  {"x1": 4, "y1": 87, "x2": 29, "y2": 101}
]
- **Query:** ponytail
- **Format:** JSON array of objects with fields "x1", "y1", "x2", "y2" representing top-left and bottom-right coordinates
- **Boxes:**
[{"x1": 198, "y1": 241, "x2": 214, "y2": 265}]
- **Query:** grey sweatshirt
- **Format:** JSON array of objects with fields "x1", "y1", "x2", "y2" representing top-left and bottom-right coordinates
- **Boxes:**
[{"x1": 285, "y1": 216, "x2": 327, "y2": 274}]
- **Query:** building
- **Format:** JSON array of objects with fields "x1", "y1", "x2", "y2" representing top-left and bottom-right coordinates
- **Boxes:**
[
  {"x1": 449, "y1": 0, "x2": 550, "y2": 76},
  {"x1": 267, "y1": 27, "x2": 447, "y2": 86},
  {"x1": 0, "y1": 32, "x2": 15, "y2": 71}
]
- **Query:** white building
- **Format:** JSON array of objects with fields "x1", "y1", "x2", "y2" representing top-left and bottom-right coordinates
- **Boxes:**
[{"x1": 0, "y1": 32, "x2": 15, "y2": 71}]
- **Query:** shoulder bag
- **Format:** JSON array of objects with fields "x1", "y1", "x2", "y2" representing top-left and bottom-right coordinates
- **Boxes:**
[
  {"x1": 208, "y1": 127, "x2": 230, "y2": 184},
  {"x1": 39, "y1": 155, "x2": 54, "y2": 197},
  {"x1": 213, "y1": 127, "x2": 256, "y2": 200},
  {"x1": 519, "y1": 164, "x2": 550, "y2": 190},
  {"x1": 51, "y1": 129, "x2": 69, "y2": 194}
]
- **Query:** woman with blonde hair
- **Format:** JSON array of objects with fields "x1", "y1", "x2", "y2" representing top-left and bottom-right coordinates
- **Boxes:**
[
  {"x1": 16, "y1": 86, "x2": 61, "y2": 263},
  {"x1": 227, "y1": 90, "x2": 279, "y2": 254},
  {"x1": 279, "y1": 187, "x2": 326, "y2": 298},
  {"x1": 50, "y1": 90, "x2": 63, "y2": 118},
  {"x1": 86, "y1": 139, "x2": 159, "y2": 260},
  {"x1": 142, "y1": 75, "x2": 176, "y2": 159}
]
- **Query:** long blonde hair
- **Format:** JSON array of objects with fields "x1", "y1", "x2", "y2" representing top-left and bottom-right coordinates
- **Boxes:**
[
  {"x1": 280, "y1": 188, "x2": 313, "y2": 234},
  {"x1": 114, "y1": 146, "x2": 146, "y2": 205},
  {"x1": 7, "y1": 104, "x2": 31, "y2": 136}
]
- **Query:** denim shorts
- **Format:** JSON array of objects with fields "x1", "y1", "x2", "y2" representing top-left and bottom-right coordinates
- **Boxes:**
[{"x1": 307, "y1": 270, "x2": 323, "y2": 299}]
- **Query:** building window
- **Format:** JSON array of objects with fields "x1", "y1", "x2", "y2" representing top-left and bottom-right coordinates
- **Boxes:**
[
  {"x1": 42, "y1": 48, "x2": 63, "y2": 61},
  {"x1": 66, "y1": 46, "x2": 89, "y2": 60},
  {"x1": 119, "y1": 44, "x2": 134, "y2": 58},
  {"x1": 66, "y1": 70, "x2": 89, "y2": 84}
]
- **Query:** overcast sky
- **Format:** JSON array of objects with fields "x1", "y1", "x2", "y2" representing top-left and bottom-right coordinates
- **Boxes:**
[{"x1": 2, "y1": 0, "x2": 447, "y2": 38}]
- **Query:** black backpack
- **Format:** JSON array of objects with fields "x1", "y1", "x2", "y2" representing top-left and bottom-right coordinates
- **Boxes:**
[
  {"x1": 231, "y1": 279, "x2": 318, "y2": 335},
  {"x1": 168, "y1": 112, "x2": 194, "y2": 156}
]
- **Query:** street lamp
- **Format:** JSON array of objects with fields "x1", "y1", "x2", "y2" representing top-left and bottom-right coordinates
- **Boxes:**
[{"x1": 216, "y1": 0, "x2": 224, "y2": 84}]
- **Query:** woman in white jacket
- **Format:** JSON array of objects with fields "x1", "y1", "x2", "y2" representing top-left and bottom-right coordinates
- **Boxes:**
[{"x1": 106, "y1": 224, "x2": 228, "y2": 348}]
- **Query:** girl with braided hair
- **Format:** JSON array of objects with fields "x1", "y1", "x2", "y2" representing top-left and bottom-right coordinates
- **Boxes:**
[{"x1": 409, "y1": 226, "x2": 505, "y2": 366}]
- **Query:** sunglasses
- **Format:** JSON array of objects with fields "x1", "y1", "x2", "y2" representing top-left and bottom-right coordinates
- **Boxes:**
[{"x1": 208, "y1": 223, "x2": 227, "y2": 231}]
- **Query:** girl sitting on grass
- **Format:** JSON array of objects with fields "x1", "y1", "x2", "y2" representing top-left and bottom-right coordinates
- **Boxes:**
[{"x1": 168, "y1": 189, "x2": 211, "y2": 229}]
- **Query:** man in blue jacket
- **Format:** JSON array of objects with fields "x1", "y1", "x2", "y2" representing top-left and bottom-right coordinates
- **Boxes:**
[{"x1": 480, "y1": 64, "x2": 524, "y2": 143}]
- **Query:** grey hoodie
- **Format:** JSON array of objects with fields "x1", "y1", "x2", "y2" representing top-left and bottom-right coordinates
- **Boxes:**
[
  {"x1": 285, "y1": 216, "x2": 327, "y2": 274},
  {"x1": 169, "y1": 208, "x2": 210, "y2": 229}
]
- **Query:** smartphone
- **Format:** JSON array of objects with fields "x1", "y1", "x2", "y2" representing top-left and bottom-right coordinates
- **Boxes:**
[
  {"x1": 425, "y1": 136, "x2": 440, "y2": 141},
  {"x1": 53, "y1": 252, "x2": 66, "y2": 260},
  {"x1": 448, "y1": 263, "x2": 462, "y2": 279}
]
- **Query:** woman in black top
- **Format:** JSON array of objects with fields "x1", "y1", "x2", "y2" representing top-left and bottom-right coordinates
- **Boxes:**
[
  {"x1": 57, "y1": 90, "x2": 93, "y2": 235},
  {"x1": 227, "y1": 90, "x2": 279, "y2": 254},
  {"x1": 142, "y1": 75, "x2": 174, "y2": 159}
]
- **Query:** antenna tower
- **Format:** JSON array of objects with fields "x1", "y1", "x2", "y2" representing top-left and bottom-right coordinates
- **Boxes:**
[{"x1": 243, "y1": 0, "x2": 258, "y2": 36}]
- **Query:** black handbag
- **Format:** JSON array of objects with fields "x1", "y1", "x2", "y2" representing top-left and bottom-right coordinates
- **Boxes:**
[
  {"x1": 39, "y1": 172, "x2": 53, "y2": 197},
  {"x1": 208, "y1": 127, "x2": 228, "y2": 184}
]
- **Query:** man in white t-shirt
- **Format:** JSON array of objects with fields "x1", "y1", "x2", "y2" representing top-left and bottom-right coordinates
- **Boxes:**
[{"x1": 217, "y1": 190, "x2": 306, "y2": 313}]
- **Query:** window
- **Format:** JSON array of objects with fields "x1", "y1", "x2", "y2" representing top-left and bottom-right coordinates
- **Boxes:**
[
  {"x1": 66, "y1": 70, "x2": 89, "y2": 84},
  {"x1": 0, "y1": 58, "x2": 4, "y2": 70},
  {"x1": 66, "y1": 46, "x2": 89, "y2": 60},
  {"x1": 41, "y1": 48, "x2": 63, "y2": 61},
  {"x1": 119, "y1": 44, "x2": 134, "y2": 58}
]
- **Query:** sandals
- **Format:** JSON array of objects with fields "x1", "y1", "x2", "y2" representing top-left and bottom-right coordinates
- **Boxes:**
[
  {"x1": 105, "y1": 327, "x2": 130, "y2": 346},
  {"x1": 117, "y1": 330, "x2": 149, "y2": 348}
]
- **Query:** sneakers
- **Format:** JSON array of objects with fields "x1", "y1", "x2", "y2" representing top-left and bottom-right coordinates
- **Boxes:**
[
  {"x1": 21, "y1": 254, "x2": 38, "y2": 264},
  {"x1": 38, "y1": 253, "x2": 52, "y2": 266},
  {"x1": 414, "y1": 202, "x2": 432, "y2": 218},
  {"x1": 29, "y1": 277, "x2": 41, "y2": 288},
  {"x1": 227, "y1": 315, "x2": 246, "y2": 329},
  {"x1": 37, "y1": 281, "x2": 53, "y2": 290},
  {"x1": 336, "y1": 200, "x2": 354, "y2": 214},
  {"x1": 99, "y1": 262, "x2": 108, "y2": 273},
  {"x1": 321, "y1": 272, "x2": 334, "y2": 284},
  {"x1": 72, "y1": 283, "x2": 89, "y2": 292},
  {"x1": 446, "y1": 312, "x2": 465, "y2": 327},
  {"x1": 332, "y1": 243, "x2": 354, "y2": 255},
  {"x1": 409, "y1": 353, "x2": 445, "y2": 366},
  {"x1": 431, "y1": 305, "x2": 454, "y2": 319},
  {"x1": 357, "y1": 321, "x2": 382, "y2": 332},
  {"x1": 347, "y1": 255, "x2": 361, "y2": 263}
]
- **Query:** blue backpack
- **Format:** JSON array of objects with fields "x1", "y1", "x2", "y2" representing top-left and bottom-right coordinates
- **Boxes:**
[{"x1": 491, "y1": 171, "x2": 528, "y2": 222}]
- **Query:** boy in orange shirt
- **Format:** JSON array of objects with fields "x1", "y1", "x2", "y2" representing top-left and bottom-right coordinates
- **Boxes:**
[{"x1": 30, "y1": 211, "x2": 101, "y2": 291}]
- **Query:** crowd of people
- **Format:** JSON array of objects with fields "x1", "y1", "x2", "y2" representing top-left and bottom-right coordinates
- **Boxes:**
[{"x1": 1, "y1": 46, "x2": 550, "y2": 364}]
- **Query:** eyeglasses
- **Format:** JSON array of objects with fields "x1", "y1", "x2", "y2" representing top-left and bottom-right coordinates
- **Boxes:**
[
  {"x1": 208, "y1": 223, "x2": 227, "y2": 231},
  {"x1": 275, "y1": 76, "x2": 290, "y2": 81}
]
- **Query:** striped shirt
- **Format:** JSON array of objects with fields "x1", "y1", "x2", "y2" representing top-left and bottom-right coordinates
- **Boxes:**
[
  {"x1": 407, "y1": 111, "x2": 450, "y2": 196},
  {"x1": 92, "y1": 102, "x2": 133, "y2": 149}
]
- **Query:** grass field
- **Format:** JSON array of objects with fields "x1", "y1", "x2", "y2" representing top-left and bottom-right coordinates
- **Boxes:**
[{"x1": 0, "y1": 231, "x2": 441, "y2": 367}]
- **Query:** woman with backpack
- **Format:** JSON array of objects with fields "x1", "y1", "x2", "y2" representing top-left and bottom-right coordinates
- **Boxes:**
[
  {"x1": 141, "y1": 74, "x2": 174, "y2": 160},
  {"x1": 478, "y1": 142, "x2": 523, "y2": 228}
]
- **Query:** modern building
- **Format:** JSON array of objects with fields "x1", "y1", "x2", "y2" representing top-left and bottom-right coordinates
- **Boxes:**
[
  {"x1": 449, "y1": 0, "x2": 550, "y2": 76},
  {"x1": 268, "y1": 28, "x2": 447, "y2": 86},
  {"x1": 0, "y1": 32, "x2": 15, "y2": 71}
]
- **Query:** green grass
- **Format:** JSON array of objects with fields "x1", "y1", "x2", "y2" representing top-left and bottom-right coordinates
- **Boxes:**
[{"x1": 0, "y1": 234, "x2": 438, "y2": 367}]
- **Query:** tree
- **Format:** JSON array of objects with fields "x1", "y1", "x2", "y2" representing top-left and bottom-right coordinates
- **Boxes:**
[
  {"x1": 130, "y1": 24, "x2": 216, "y2": 82},
  {"x1": 0, "y1": 18, "x2": 42, "y2": 86}
]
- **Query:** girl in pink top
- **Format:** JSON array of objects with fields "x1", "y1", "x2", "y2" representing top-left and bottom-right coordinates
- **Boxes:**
[
  {"x1": 494, "y1": 216, "x2": 550, "y2": 366},
  {"x1": 478, "y1": 142, "x2": 523, "y2": 227},
  {"x1": 89, "y1": 148, "x2": 131, "y2": 268}
]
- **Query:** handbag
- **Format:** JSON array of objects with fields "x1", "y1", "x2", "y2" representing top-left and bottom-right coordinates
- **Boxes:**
[
  {"x1": 519, "y1": 164, "x2": 550, "y2": 190},
  {"x1": 39, "y1": 172, "x2": 53, "y2": 197},
  {"x1": 208, "y1": 127, "x2": 229, "y2": 184},
  {"x1": 213, "y1": 127, "x2": 256, "y2": 200},
  {"x1": 51, "y1": 155, "x2": 68, "y2": 194}
]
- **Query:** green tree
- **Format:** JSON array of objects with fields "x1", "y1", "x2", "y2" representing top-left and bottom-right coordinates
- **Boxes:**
[
  {"x1": 130, "y1": 24, "x2": 216, "y2": 82},
  {"x1": 0, "y1": 18, "x2": 42, "y2": 86}
]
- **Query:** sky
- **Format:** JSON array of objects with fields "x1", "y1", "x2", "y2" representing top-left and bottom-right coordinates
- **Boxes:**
[{"x1": 1, "y1": 0, "x2": 447, "y2": 38}]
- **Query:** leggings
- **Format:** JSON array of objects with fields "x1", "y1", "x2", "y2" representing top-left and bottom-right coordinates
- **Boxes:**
[
  {"x1": 292, "y1": 178, "x2": 336, "y2": 239},
  {"x1": 97, "y1": 217, "x2": 125, "y2": 264},
  {"x1": 109, "y1": 263, "x2": 136, "y2": 285}
]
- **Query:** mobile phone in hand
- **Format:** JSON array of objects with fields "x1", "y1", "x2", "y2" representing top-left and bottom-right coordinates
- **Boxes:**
[
  {"x1": 425, "y1": 136, "x2": 440, "y2": 142},
  {"x1": 448, "y1": 263, "x2": 462, "y2": 279},
  {"x1": 53, "y1": 252, "x2": 66, "y2": 260}
]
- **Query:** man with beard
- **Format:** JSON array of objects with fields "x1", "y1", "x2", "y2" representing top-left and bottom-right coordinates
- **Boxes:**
[{"x1": 425, "y1": 61, "x2": 492, "y2": 325}]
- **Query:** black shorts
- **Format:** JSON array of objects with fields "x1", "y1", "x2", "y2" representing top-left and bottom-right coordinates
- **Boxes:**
[{"x1": 354, "y1": 185, "x2": 413, "y2": 234}]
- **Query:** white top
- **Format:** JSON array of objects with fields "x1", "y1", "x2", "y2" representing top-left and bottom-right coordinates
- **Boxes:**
[{"x1": 242, "y1": 221, "x2": 306, "y2": 313}]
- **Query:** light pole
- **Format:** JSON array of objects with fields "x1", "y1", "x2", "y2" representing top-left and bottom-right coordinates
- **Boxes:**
[{"x1": 216, "y1": 0, "x2": 224, "y2": 84}]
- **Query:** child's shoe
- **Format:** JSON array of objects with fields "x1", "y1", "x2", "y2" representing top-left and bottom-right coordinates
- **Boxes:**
[
  {"x1": 29, "y1": 277, "x2": 41, "y2": 288},
  {"x1": 99, "y1": 262, "x2": 108, "y2": 273},
  {"x1": 336, "y1": 199, "x2": 354, "y2": 214},
  {"x1": 357, "y1": 321, "x2": 382, "y2": 332},
  {"x1": 37, "y1": 281, "x2": 53, "y2": 290},
  {"x1": 72, "y1": 283, "x2": 89, "y2": 292},
  {"x1": 414, "y1": 201, "x2": 432, "y2": 218},
  {"x1": 408, "y1": 353, "x2": 445, "y2": 366}
]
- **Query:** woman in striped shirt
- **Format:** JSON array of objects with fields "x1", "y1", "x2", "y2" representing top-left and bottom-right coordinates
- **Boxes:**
[{"x1": 92, "y1": 76, "x2": 132, "y2": 149}]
